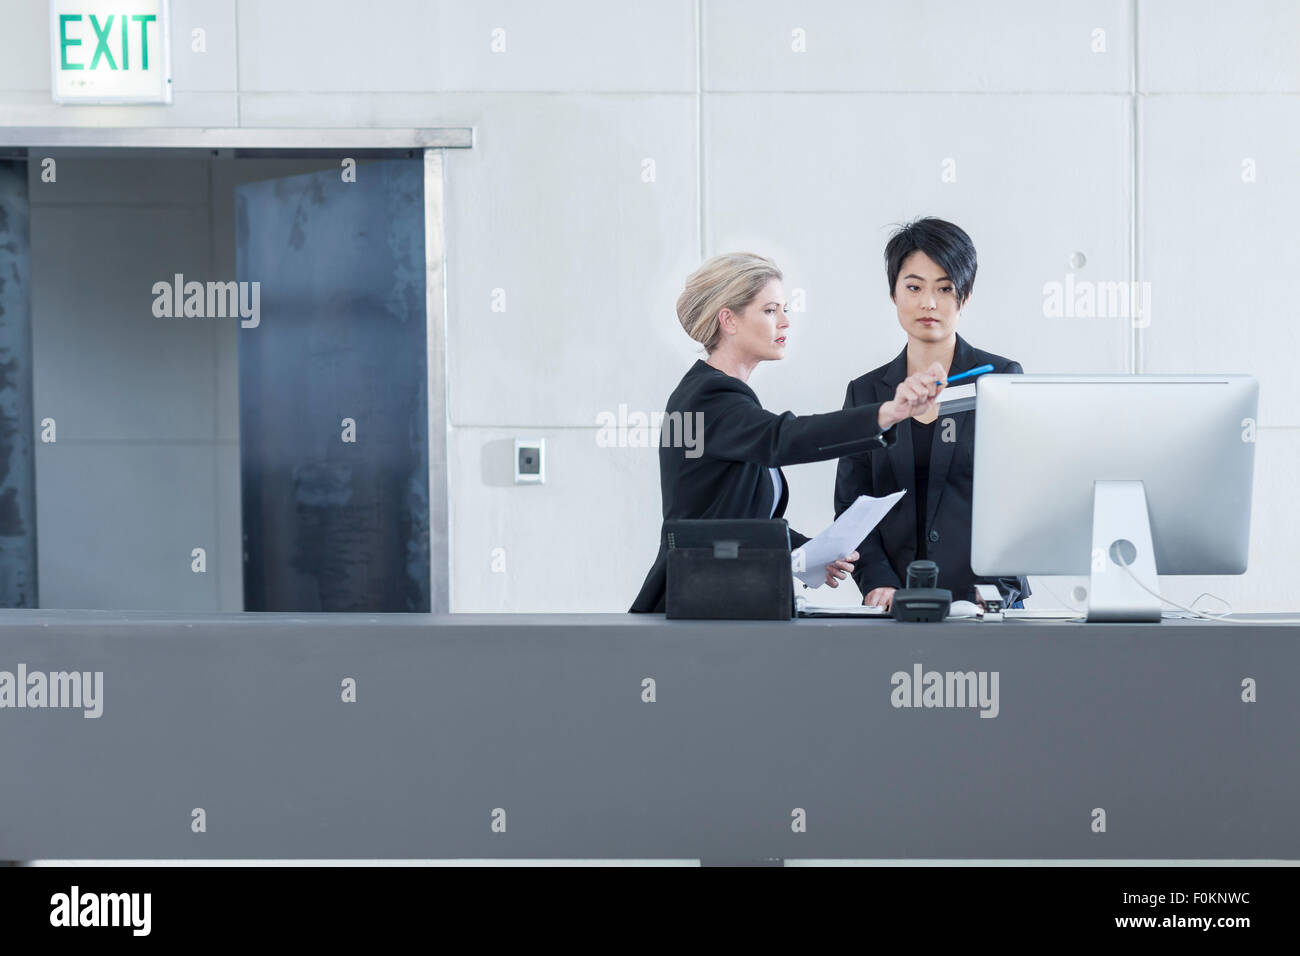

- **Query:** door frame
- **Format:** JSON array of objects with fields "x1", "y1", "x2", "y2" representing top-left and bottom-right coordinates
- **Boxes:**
[{"x1": 0, "y1": 127, "x2": 472, "y2": 613}]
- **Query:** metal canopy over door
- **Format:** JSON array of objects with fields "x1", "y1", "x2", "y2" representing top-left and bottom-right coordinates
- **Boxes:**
[{"x1": 236, "y1": 160, "x2": 430, "y2": 612}]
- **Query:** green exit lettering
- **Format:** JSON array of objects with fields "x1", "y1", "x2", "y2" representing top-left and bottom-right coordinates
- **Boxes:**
[{"x1": 59, "y1": 12, "x2": 157, "y2": 71}]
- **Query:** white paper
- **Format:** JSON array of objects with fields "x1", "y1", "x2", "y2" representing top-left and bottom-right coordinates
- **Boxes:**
[{"x1": 790, "y1": 490, "x2": 906, "y2": 588}]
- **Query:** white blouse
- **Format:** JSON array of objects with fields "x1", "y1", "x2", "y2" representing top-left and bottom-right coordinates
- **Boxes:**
[{"x1": 769, "y1": 468, "x2": 782, "y2": 518}]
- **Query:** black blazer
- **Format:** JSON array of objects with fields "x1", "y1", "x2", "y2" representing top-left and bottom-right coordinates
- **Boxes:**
[
  {"x1": 833, "y1": 333, "x2": 1031, "y2": 606},
  {"x1": 631, "y1": 359, "x2": 897, "y2": 613}
]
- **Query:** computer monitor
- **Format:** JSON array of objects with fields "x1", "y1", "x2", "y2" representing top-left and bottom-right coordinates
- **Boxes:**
[{"x1": 970, "y1": 375, "x2": 1258, "y2": 622}]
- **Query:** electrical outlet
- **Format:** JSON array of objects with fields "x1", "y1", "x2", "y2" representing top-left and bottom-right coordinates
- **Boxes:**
[{"x1": 514, "y1": 439, "x2": 545, "y2": 484}]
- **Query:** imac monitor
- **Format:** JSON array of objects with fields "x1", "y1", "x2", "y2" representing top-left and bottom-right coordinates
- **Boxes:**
[{"x1": 970, "y1": 375, "x2": 1258, "y2": 622}]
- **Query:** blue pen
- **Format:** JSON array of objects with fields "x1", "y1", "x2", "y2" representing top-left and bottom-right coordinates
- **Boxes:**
[{"x1": 938, "y1": 363, "x2": 994, "y2": 386}]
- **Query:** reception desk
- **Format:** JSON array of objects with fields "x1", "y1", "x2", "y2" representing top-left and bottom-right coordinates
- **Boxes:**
[{"x1": 1, "y1": 610, "x2": 1296, "y2": 862}]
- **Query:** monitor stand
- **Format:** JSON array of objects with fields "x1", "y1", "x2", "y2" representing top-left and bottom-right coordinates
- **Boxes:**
[{"x1": 1086, "y1": 480, "x2": 1162, "y2": 623}]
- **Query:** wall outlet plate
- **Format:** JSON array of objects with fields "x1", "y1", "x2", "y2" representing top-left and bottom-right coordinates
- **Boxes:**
[{"x1": 514, "y1": 439, "x2": 545, "y2": 484}]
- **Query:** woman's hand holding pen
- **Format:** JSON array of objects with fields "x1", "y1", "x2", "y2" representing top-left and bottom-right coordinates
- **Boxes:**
[{"x1": 876, "y1": 362, "x2": 947, "y2": 429}]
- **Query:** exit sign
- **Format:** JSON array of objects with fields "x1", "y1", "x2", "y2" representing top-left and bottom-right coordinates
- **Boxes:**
[{"x1": 50, "y1": 0, "x2": 171, "y2": 103}]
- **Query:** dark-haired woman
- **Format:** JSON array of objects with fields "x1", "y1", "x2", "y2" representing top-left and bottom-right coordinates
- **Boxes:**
[{"x1": 834, "y1": 218, "x2": 1031, "y2": 610}]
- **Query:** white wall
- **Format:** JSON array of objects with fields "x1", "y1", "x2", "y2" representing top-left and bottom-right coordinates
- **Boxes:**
[{"x1": 2, "y1": 0, "x2": 1296, "y2": 612}]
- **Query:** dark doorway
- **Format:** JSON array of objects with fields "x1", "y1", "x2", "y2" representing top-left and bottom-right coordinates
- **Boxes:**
[{"x1": 236, "y1": 160, "x2": 430, "y2": 612}]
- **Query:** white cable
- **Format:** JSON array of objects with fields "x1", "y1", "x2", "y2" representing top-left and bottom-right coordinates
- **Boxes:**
[
  {"x1": 1003, "y1": 562, "x2": 1300, "y2": 625},
  {"x1": 1114, "y1": 553, "x2": 1300, "y2": 624},
  {"x1": 1117, "y1": 561, "x2": 1233, "y2": 621}
]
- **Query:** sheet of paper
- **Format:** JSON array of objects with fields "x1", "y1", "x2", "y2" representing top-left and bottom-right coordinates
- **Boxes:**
[{"x1": 790, "y1": 490, "x2": 906, "y2": 588}]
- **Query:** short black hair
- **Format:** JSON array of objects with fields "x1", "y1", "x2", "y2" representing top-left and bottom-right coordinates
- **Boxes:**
[{"x1": 884, "y1": 218, "x2": 977, "y2": 307}]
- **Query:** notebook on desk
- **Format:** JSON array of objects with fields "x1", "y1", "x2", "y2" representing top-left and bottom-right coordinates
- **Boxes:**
[{"x1": 796, "y1": 602, "x2": 889, "y2": 618}]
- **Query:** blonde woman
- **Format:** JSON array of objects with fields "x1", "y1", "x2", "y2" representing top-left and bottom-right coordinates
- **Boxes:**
[{"x1": 630, "y1": 252, "x2": 945, "y2": 613}]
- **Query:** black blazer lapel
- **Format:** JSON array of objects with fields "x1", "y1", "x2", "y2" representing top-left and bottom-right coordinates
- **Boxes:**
[
  {"x1": 876, "y1": 345, "x2": 913, "y2": 495},
  {"x1": 923, "y1": 333, "x2": 977, "y2": 533},
  {"x1": 925, "y1": 414, "x2": 960, "y2": 533}
]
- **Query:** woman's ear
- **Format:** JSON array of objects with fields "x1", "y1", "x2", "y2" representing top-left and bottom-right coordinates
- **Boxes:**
[{"x1": 717, "y1": 307, "x2": 735, "y2": 335}]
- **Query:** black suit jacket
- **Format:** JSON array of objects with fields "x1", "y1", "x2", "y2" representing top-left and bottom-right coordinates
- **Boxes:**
[
  {"x1": 833, "y1": 333, "x2": 1031, "y2": 606},
  {"x1": 631, "y1": 359, "x2": 897, "y2": 613}
]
